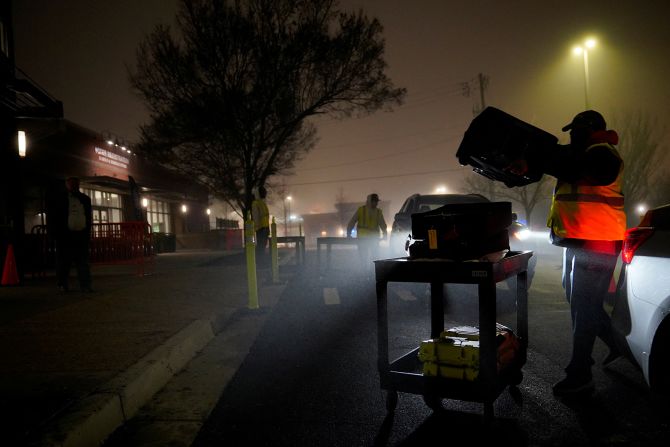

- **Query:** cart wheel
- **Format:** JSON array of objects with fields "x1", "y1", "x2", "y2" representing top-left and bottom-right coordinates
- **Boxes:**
[
  {"x1": 386, "y1": 390, "x2": 398, "y2": 412},
  {"x1": 509, "y1": 369, "x2": 524, "y2": 386},
  {"x1": 423, "y1": 394, "x2": 443, "y2": 411}
]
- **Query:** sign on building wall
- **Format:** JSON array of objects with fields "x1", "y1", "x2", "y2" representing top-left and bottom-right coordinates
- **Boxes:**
[{"x1": 94, "y1": 146, "x2": 129, "y2": 170}]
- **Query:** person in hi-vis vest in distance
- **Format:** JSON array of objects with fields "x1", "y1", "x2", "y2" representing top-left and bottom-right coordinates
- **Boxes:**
[
  {"x1": 347, "y1": 193, "x2": 388, "y2": 270},
  {"x1": 508, "y1": 110, "x2": 625, "y2": 397},
  {"x1": 252, "y1": 186, "x2": 270, "y2": 266}
]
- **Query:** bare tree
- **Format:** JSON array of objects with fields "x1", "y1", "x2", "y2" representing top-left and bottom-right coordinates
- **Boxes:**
[
  {"x1": 461, "y1": 172, "x2": 552, "y2": 229},
  {"x1": 129, "y1": 0, "x2": 405, "y2": 217},
  {"x1": 613, "y1": 111, "x2": 670, "y2": 225},
  {"x1": 494, "y1": 177, "x2": 553, "y2": 230},
  {"x1": 461, "y1": 172, "x2": 499, "y2": 201}
]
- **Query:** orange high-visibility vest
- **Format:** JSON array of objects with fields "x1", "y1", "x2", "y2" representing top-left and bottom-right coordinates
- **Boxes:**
[{"x1": 547, "y1": 143, "x2": 626, "y2": 241}]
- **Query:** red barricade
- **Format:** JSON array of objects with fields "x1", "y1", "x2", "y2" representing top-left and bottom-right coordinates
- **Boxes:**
[
  {"x1": 224, "y1": 229, "x2": 243, "y2": 250},
  {"x1": 90, "y1": 221, "x2": 154, "y2": 276}
]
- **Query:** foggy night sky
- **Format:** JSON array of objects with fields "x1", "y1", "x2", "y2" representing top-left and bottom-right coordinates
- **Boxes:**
[{"x1": 13, "y1": 0, "x2": 670, "y2": 219}]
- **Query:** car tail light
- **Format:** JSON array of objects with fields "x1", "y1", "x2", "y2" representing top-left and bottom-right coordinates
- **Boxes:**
[{"x1": 622, "y1": 227, "x2": 654, "y2": 264}]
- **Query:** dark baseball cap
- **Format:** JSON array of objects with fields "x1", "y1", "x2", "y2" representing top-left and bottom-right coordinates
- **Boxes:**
[
  {"x1": 562, "y1": 110, "x2": 606, "y2": 132},
  {"x1": 369, "y1": 193, "x2": 380, "y2": 201}
]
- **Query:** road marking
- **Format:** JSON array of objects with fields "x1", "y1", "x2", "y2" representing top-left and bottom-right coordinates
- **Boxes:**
[
  {"x1": 323, "y1": 288, "x2": 340, "y2": 305},
  {"x1": 395, "y1": 288, "x2": 417, "y2": 301}
]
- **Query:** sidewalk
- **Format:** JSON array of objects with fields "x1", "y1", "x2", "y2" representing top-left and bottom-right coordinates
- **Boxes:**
[{"x1": 0, "y1": 249, "x2": 289, "y2": 447}]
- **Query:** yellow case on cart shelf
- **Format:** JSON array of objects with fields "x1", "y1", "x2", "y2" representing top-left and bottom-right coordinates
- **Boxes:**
[
  {"x1": 418, "y1": 336, "x2": 480, "y2": 367},
  {"x1": 422, "y1": 361, "x2": 479, "y2": 381},
  {"x1": 418, "y1": 323, "x2": 520, "y2": 379}
]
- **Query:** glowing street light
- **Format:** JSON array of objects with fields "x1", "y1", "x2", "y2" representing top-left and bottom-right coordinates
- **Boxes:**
[
  {"x1": 434, "y1": 185, "x2": 448, "y2": 194},
  {"x1": 637, "y1": 204, "x2": 647, "y2": 216},
  {"x1": 573, "y1": 37, "x2": 597, "y2": 109},
  {"x1": 284, "y1": 195, "x2": 292, "y2": 236}
]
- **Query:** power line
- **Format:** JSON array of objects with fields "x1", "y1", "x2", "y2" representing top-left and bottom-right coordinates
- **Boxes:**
[
  {"x1": 312, "y1": 124, "x2": 464, "y2": 151},
  {"x1": 313, "y1": 83, "x2": 467, "y2": 129},
  {"x1": 287, "y1": 167, "x2": 465, "y2": 187},
  {"x1": 300, "y1": 136, "x2": 459, "y2": 171}
]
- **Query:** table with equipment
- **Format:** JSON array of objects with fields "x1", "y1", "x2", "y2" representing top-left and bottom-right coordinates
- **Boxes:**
[{"x1": 374, "y1": 251, "x2": 532, "y2": 421}]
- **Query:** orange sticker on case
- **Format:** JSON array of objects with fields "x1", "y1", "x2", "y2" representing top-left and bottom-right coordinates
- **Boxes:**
[{"x1": 428, "y1": 229, "x2": 437, "y2": 249}]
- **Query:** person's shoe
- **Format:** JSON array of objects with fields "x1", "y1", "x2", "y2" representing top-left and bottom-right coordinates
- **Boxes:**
[
  {"x1": 552, "y1": 375, "x2": 595, "y2": 396},
  {"x1": 603, "y1": 349, "x2": 622, "y2": 367}
]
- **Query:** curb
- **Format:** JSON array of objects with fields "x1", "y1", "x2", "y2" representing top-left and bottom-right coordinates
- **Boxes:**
[{"x1": 38, "y1": 318, "x2": 217, "y2": 447}]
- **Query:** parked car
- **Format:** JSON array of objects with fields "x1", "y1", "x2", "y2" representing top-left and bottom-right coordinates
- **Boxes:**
[
  {"x1": 612, "y1": 204, "x2": 670, "y2": 398},
  {"x1": 389, "y1": 193, "x2": 536, "y2": 286}
]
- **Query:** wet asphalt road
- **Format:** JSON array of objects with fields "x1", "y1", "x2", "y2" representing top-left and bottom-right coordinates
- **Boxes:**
[{"x1": 192, "y1": 247, "x2": 670, "y2": 446}]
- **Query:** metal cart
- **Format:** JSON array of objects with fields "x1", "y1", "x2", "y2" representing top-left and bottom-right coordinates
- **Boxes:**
[{"x1": 374, "y1": 251, "x2": 533, "y2": 421}]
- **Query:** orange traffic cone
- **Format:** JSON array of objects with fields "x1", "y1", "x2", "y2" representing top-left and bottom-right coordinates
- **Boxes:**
[{"x1": 1, "y1": 244, "x2": 20, "y2": 286}]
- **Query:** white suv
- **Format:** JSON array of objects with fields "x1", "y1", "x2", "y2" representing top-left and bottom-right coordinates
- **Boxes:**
[{"x1": 612, "y1": 204, "x2": 670, "y2": 397}]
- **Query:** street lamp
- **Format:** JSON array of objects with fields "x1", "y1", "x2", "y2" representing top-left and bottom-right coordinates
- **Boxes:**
[
  {"x1": 573, "y1": 38, "x2": 597, "y2": 109},
  {"x1": 283, "y1": 196, "x2": 292, "y2": 236}
]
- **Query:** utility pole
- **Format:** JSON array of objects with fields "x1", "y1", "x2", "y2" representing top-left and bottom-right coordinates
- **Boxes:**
[
  {"x1": 461, "y1": 72, "x2": 489, "y2": 116},
  {"x1": 477, "y1": 72, "x2": 488, "y2": 113},
  {"x1": 461, "y1": 73, "x2": 495, "y2": 201}
]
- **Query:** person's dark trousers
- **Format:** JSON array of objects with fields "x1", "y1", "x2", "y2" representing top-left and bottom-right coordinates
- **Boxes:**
[
  {"x1": 562, "y1": 247, "x2": 619, "y2": 379},
  {"x1": 255, "y1": 226, "x2": 270, "y2": 267},
  {"x1": 56, "y1": 231, "x2": 92, "y2": 291}
]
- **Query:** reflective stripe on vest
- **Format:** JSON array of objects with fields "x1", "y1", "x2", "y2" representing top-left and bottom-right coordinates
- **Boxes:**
[
  {"x1": 356, "y1": 206, "x2": 382, "y2": 237},
  {"x1": 547, "y1": 143, "x2": 626, "y2": 241},
  {"x1": 554, "y1": 193, "x2": 624, "y2": 207}
]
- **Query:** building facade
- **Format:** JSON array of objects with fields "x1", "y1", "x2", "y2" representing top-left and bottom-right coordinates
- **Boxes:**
[
  {"x1": 1, "y1": 2, "x2": 218, "y2": 280},
  {"x1": 18, "y1": 119, "x2": 210, "y2": 235}
]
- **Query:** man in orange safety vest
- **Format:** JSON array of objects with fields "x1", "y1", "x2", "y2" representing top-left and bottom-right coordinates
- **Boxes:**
[{"x1": 510, "y1": 110, "x2": 625, "y2": 396}]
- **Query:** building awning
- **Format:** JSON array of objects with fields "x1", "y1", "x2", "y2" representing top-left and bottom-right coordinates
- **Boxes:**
[{"x1": 80, "y1": 175, "x2": 200, "y2": 203}]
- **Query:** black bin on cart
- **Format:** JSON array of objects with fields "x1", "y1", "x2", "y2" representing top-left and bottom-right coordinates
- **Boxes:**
[
  {"x1": 456, "y1": 106, "x2": 557, "y2": 187},
  {"x1": 408, "y1": 201, "x2": 512, "y2": 260}
]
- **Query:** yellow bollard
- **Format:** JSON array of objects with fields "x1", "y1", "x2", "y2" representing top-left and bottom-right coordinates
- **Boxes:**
[
  {"x1": 244, "y1": 213, "x2": 259, "y2": 309},
  {"x1": 271, "y1": 217, "x2": 279, "y2": 283}
]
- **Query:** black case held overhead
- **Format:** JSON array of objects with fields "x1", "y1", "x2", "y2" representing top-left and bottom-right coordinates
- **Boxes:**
[
  {"x1": 456, "y1": 107, "x2": 558, "y2": 187},
  {"x1": 408, "y1": 201, "x2": 512, "y2": 261}
]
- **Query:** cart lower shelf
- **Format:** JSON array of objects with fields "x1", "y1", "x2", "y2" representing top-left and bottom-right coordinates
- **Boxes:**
[{"x1": 382, "y1": 347, "x2": 524, "y2": 418}]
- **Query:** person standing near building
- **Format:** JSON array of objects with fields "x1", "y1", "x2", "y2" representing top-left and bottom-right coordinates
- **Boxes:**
[
  {"x1": 48, "y1": 176, "x2": 93, "y2": 293},
  {"x1": 252, "y1": 186, "x2": 270, "y2": 266},
  {"x1": 509, "y1": 110, "x2": 625, "y2": 396},
  {"x1": 347, "y1": 193, "x2": 388, "y2": 269}
]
